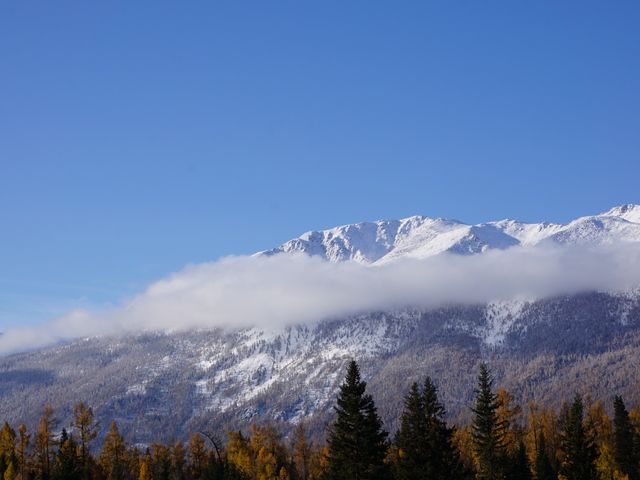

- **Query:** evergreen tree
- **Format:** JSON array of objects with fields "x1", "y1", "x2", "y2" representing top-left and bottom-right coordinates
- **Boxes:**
[
  {"x1": 533, "y1": 432, "x2": 555, "y2": 480},
  {"x1": 326, "y1": 360, "x2": 389, "y2": 480},
  {"x1": 559, "y1": 394, "x2": 598, "y2": 480},
  {"x1": 471, "y1": 363, "x2": 506, "y2": 480},
  {"x1": 52, "y1": 429, "x2": 79, "y2": 480},
  {"x1": 506, "y1": 441, "x2": 531, "y2": 480},
  {"x1": 395, "y1": 378, "x2": 463, "y2": 480},
  {"x1": 394, "y1": 382, "x2": 425, "y2": 480},
  {"x1": 613, "y1": 395, "x2": 638, "y2": 480}
]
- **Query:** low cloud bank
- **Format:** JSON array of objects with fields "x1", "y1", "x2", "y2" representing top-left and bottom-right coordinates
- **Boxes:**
[{"x1": 2, "y1": 243, "x2": 640, "y2": 355}]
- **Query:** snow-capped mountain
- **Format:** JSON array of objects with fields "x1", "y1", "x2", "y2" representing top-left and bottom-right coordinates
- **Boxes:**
[
  {"x1": 1, "y1": 204, "x2": 640, "y2": 445},
  {"x1": 261, "y1": 204, "x2": 640, "y2": 263}
]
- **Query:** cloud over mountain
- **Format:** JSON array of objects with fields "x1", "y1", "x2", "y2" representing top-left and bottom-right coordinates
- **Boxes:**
[{"x1": 2, "y1": 238, "x2": 640, "y2": 355}]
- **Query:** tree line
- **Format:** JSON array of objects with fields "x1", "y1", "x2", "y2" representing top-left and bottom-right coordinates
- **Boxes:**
[{"x1": 1, "y1": 360, "x2": 640, "y2": 480}]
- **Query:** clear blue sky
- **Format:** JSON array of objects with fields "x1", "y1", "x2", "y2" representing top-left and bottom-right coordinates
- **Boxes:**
[{"x1": 1, "y1": 1, "x2": 639, "y2": 329}]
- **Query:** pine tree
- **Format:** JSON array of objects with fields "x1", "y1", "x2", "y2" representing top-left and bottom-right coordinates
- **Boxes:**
[
  {"x1": 613, "y1": 395, "x2": 638, "y2": 480},
  {"x1": 395, "y1": 378, "x2": 463, "y2": 480},
  {"x1": 471, "y1": 363, "x2": 506, "y2": 480},
  {"x1": 506, "y1": 441, "x2": 531, "y2": 480},
  {"x1": 394, "y1": 382, "x2": 425, "y2": 480},
  {"x1": 52, "y1": 429, "x2": 79, "y2": 480},
  {"x1": 559, "y1": 394, "x2": 598, "y2": 480},
  {"x1": 326, "y1": 360, "x2": 390, "y2": 480},
  {"x1": 533, "y1": 432, "x2": 555, "y2": 480}
]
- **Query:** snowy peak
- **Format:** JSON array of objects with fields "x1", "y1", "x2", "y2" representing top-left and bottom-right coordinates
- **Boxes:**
[
  {"x1": 260, "y1": 205, "x2": 640, "y2": 264},
  {"x1": 600, "y1": 204, "x2": 640, "y2": 224}
]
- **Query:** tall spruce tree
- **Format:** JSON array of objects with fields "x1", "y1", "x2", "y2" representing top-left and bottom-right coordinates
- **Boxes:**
[
  {"x1": 326, "y1": 360, "x2": 390, "y2": 480},
  {"x1": 395, "y1": 378, "x2": 463, "y2": 480},
  {"x1": 471, "y1": 363, "x2": 506, "y2": 480},
  {"x1": 613, "y1": 395, "x2": 638, "y2": 480},
  {"x1": 534, "y1": 432, "x2": 555, "y2": 480},
  {"x1": 559, "y1": 394, "x2": 598, "y2": 480}
]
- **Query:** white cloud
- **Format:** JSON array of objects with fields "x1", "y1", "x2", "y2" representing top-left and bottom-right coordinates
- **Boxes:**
[{"x1": 2, "y1": 242, "x2": 640, "y2": 355}]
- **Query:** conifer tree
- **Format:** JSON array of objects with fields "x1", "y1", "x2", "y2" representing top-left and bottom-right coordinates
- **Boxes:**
[
  {"x1": 326, "y1": 360, "x2": 389, "y2": 480},
  {"x1": 506, "y1": 441, "x2": 531, "y2": 480},
  {"x1": 52, "y1": 429, "x2": 79, "y2": 480},
  {"x1": 99, "y1": 421, "x2": 128, "y2": 480},
  {"x1": 138, "y1": 455, "x2": 151, "y2": 480},
  {"x1": 395, "y1": 378, "x2": 463, "y2": 480},
  {"x1": 533, "y1": 432, "x2": 555, "y2": 480},
  {"x1": 35, "y1": 405, "x2": 56, "y2": 480},
  {"x1": 471, "y1": 363, "x2": 505, "y2": 480},
  {"x1": 150, "y1": 444, "x2": 172, "y2": 480},
  {"x1": 559, "y1": 394, "x2": 598, "y2": 480},
  {"x1": 0, "y1": 422, "x2": 16, "y2": 480},
  {"x1": 613, "y1": 395, "x2": 638, "y2": 480},
  {"x1": 292, "y1": 422, "x2": 312, "y2": 480},
  {"x1": 16, "y1": 425, "x2": 29, "y2": 480},
  {"x1": 172, "y1": 442, "x2": 186, "y2": 480},
  {"x1": 72, "y1": 403, "x2": 97, "y2": 480},
  {"x1": 188, "y1": 433, "x2": 208, "y2": 479},
  {"x1": 3, "y1": 461, "x2": 15, "y2": 480}
]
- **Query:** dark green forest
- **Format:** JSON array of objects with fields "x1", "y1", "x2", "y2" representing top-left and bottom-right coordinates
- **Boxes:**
[{"x1": 1, "y1": 361, "x2": 639, "y2": 480}]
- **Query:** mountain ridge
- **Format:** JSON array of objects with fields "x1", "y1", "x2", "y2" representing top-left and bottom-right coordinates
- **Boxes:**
[{"x1": 260, "y1": 204, "x2": 640, "y2": 264}]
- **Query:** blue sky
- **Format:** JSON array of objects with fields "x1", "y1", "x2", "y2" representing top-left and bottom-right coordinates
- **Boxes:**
[{"x1": 1, "y1": 1, "x2": 639, "y2": 329}]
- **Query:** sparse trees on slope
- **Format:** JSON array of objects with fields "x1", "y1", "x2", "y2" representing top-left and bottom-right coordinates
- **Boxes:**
[{"x1": 326, "y1": 360, "x2": 389, "y2": 480}]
